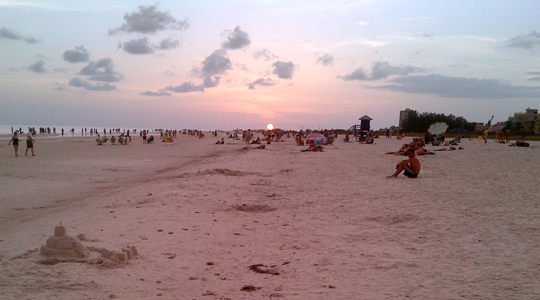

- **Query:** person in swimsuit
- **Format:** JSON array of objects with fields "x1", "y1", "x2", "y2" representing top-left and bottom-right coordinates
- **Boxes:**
[
  {"x1": 387, "y1": 148, "x2": 421, "y2": 178},
  {"x1": 8, "y1": 131, "x2": 20, "y2": 156},
  {"x1": 25, "y1": 132, "x2": 36, "y2": 156}
]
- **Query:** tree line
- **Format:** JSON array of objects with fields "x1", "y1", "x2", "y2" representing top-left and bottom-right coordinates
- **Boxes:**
[{"x1": 401, "y1": 110, "x2": 477, "y2": 133}]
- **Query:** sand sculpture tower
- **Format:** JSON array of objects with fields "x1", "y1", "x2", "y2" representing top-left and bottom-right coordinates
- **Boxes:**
[{"x1": 40, "y1": 224, "x2": 90, "y2": 259}]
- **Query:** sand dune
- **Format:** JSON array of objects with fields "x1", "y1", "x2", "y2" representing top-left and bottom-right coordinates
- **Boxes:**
[{"x1": 1, "y1": 134, "x2": 539, "y2": 299}]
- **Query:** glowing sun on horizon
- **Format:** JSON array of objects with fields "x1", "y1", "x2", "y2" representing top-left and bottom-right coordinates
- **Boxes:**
[{"x1": 267, "y1": 123, "x2": 274, "y2": 130}]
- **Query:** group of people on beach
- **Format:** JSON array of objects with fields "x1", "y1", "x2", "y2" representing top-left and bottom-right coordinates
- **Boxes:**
[{"x1": 7, "y1": 131, "x2": 35, "y2": 156}]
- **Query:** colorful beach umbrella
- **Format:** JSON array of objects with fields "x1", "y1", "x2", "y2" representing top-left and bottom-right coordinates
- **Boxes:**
[
  {"x1": 428, "y1": 122, "x2": 448, "y2": 135},
  {"x1": 488, "y1": 123, "x2": 505, "y2": 132},
  {"x1": 449, "y1": 128, "x2": 468, "y2": 133},
  {"x1": 305, "y1": 133, "x2": 326, "y2": 141}
]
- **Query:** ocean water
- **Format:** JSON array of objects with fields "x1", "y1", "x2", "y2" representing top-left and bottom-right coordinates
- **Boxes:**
[
  {"x1": 0, "y1": 124, "x2": 151, "y2": 138},
  {"x1": 0, "y1": 124, "x2": 211, "y2": 139}
]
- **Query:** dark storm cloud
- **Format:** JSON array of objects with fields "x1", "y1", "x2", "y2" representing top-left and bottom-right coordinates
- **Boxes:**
[
  {"x1": 119, "y1": 37, "x2": 154, "y2": 55},
  {"x1": 272, "y1": 61, "x2": 295, "y2": 79},
  {"x1": 69, "y1": 77, "x2": 116, "y2": 91},
  {"x1": 221, "y1": 26, "x2": 250, "y2": 50},
  {"x1": 140, "y1": 89, "x2": 171, "y2": 96},
  {"x1": 253, "y1": 49, "x2": 278, "y2": 61},
  {"x1": 78, "y1": 58, "x2": 123, "y2": 82},
  {"x1": 367, "y1": 74, "x2": 540, "y2": 98},
  {"x1": 505, "y1": 31, "x2": 540, "y2": 49},
  {"x1": 247, "y1": 77, "x2": 276, "y2": 89},
  {"x1": 164, "y1": 82, "x2": 204, "y2": 93},
  {"x1": 337, "y1": 61, "x2": 424, "y2": 81},
  {"x1": 27, "y1": 60, "x2": 46, "y2": 73},
  {"x1": 108, "y1": 4, "x2": 189, "y2": 35},
  {"x1": 157, "y1": 37, "x2": 180, "y2": 50},
  {"x1": 0, "y1": 27, "x2": 41, "y2": 43},
  {"x1": 62, "y1": 46, "x2": 90, "y2": 63},
  {"x1": 316, "y1": 53, "x2": 334, "y2": 66}
]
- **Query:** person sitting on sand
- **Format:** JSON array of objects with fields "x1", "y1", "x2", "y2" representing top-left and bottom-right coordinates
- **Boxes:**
[
  {"x1": 96, "y1": 135, "x2": 103, "y2": 145},
  {"x1": 387, "y1": 148, "x2": 421, "y2": 178},
  {"x1": 251, "y1": 137, "x2": 261, "y2": 144},
  {"x1": 215, "y1": 138, "x2": 224, "y2": 144}
]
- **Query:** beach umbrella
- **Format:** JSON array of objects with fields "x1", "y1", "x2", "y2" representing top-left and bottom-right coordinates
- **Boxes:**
[
  {"x1": 449, "y1": 128, "x2": 468, "y2": 133},
  {"x1": 305, "y1": 133, "x2": 326, "y2": 142},
  {"x1": 488, "y1": 122, "x2": 505, "y2": 132},
  {"x1": 428, "y1": 122, "x2": 449, "y2": 135}
]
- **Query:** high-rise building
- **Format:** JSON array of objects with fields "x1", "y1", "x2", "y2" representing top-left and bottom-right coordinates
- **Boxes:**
[
  {"x1": 399, "y1": 108, "x2": 413, "y2": 127},
  {"x1": 509, "y1": 107, "x2": 538, "y2": 134}
]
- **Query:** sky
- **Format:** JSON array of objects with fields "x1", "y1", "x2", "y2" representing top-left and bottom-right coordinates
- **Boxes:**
[{"x1": 1, "y1": 0, "x2": 540, "y2": 130}]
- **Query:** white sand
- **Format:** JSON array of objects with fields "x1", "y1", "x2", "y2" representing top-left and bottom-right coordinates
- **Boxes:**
[{"x1": 1, "y1": 133, "x2": 539, "y2": 299}]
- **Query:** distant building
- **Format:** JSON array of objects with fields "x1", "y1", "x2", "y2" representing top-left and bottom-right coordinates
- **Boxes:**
[
  {"x1": 399, "y1": 108, "x2": 413, "y2": 127},
  {"x1": 509, "y1": 107, "x2": 539, "y2": 134}
]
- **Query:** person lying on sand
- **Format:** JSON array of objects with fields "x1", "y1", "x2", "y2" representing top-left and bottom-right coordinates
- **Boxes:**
[
  {"x1": 416, "y1": 148, "x2": 429, "y2": 155},
  {"x1": 387, "y1": 148, "x2": 421, "y2": 178}
]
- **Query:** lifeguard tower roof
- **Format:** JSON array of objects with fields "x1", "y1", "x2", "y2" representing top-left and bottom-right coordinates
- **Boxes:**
[{"x1": 359, "y1": 115, "x2": 373, "y2": 120}]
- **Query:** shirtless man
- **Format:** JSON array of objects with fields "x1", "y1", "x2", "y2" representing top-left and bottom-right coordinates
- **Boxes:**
[{"x1": 387, "y1": 148, "x2": 421, "y2": 178}]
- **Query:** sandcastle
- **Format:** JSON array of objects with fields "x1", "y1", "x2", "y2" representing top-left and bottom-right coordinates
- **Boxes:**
[
  {"x1": 40, "y1": 224, "x2": 90, "y2": 260},
  {"x1": 38, "y1": 223, "x2": 138, "y2": 266}
]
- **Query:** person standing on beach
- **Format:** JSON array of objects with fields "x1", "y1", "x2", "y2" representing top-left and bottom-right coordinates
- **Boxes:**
[
  {"x1": 25, "y1": 132, "x2": 36, "y2": 156},
  {"x1": 8, "y1": 131, "x2": 20, "y2": 156},
  {"x1": 387, "y1": 148, "x2": 421, "y2": 178}
]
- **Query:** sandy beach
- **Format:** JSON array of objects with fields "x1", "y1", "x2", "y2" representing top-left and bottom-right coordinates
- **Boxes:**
[{"x1": 1, "y1": 133, "x2": 539, "y2": 299}]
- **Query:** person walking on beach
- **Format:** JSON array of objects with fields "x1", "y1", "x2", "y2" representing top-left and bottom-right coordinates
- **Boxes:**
[
  {"x1": 25, "y1": 132, "x2": 36, "y2": 156},
  {"x1": 8, "y1": 131, "x2": 20, "y2": 156},
  {"x1": 387, "y1": 148, "x2": 421, "y2": 178}
]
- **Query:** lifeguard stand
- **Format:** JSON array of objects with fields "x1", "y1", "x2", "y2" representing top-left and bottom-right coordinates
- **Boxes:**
[{"x1": 360, "y1": 115, "x2": 372, "y2": 131}]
